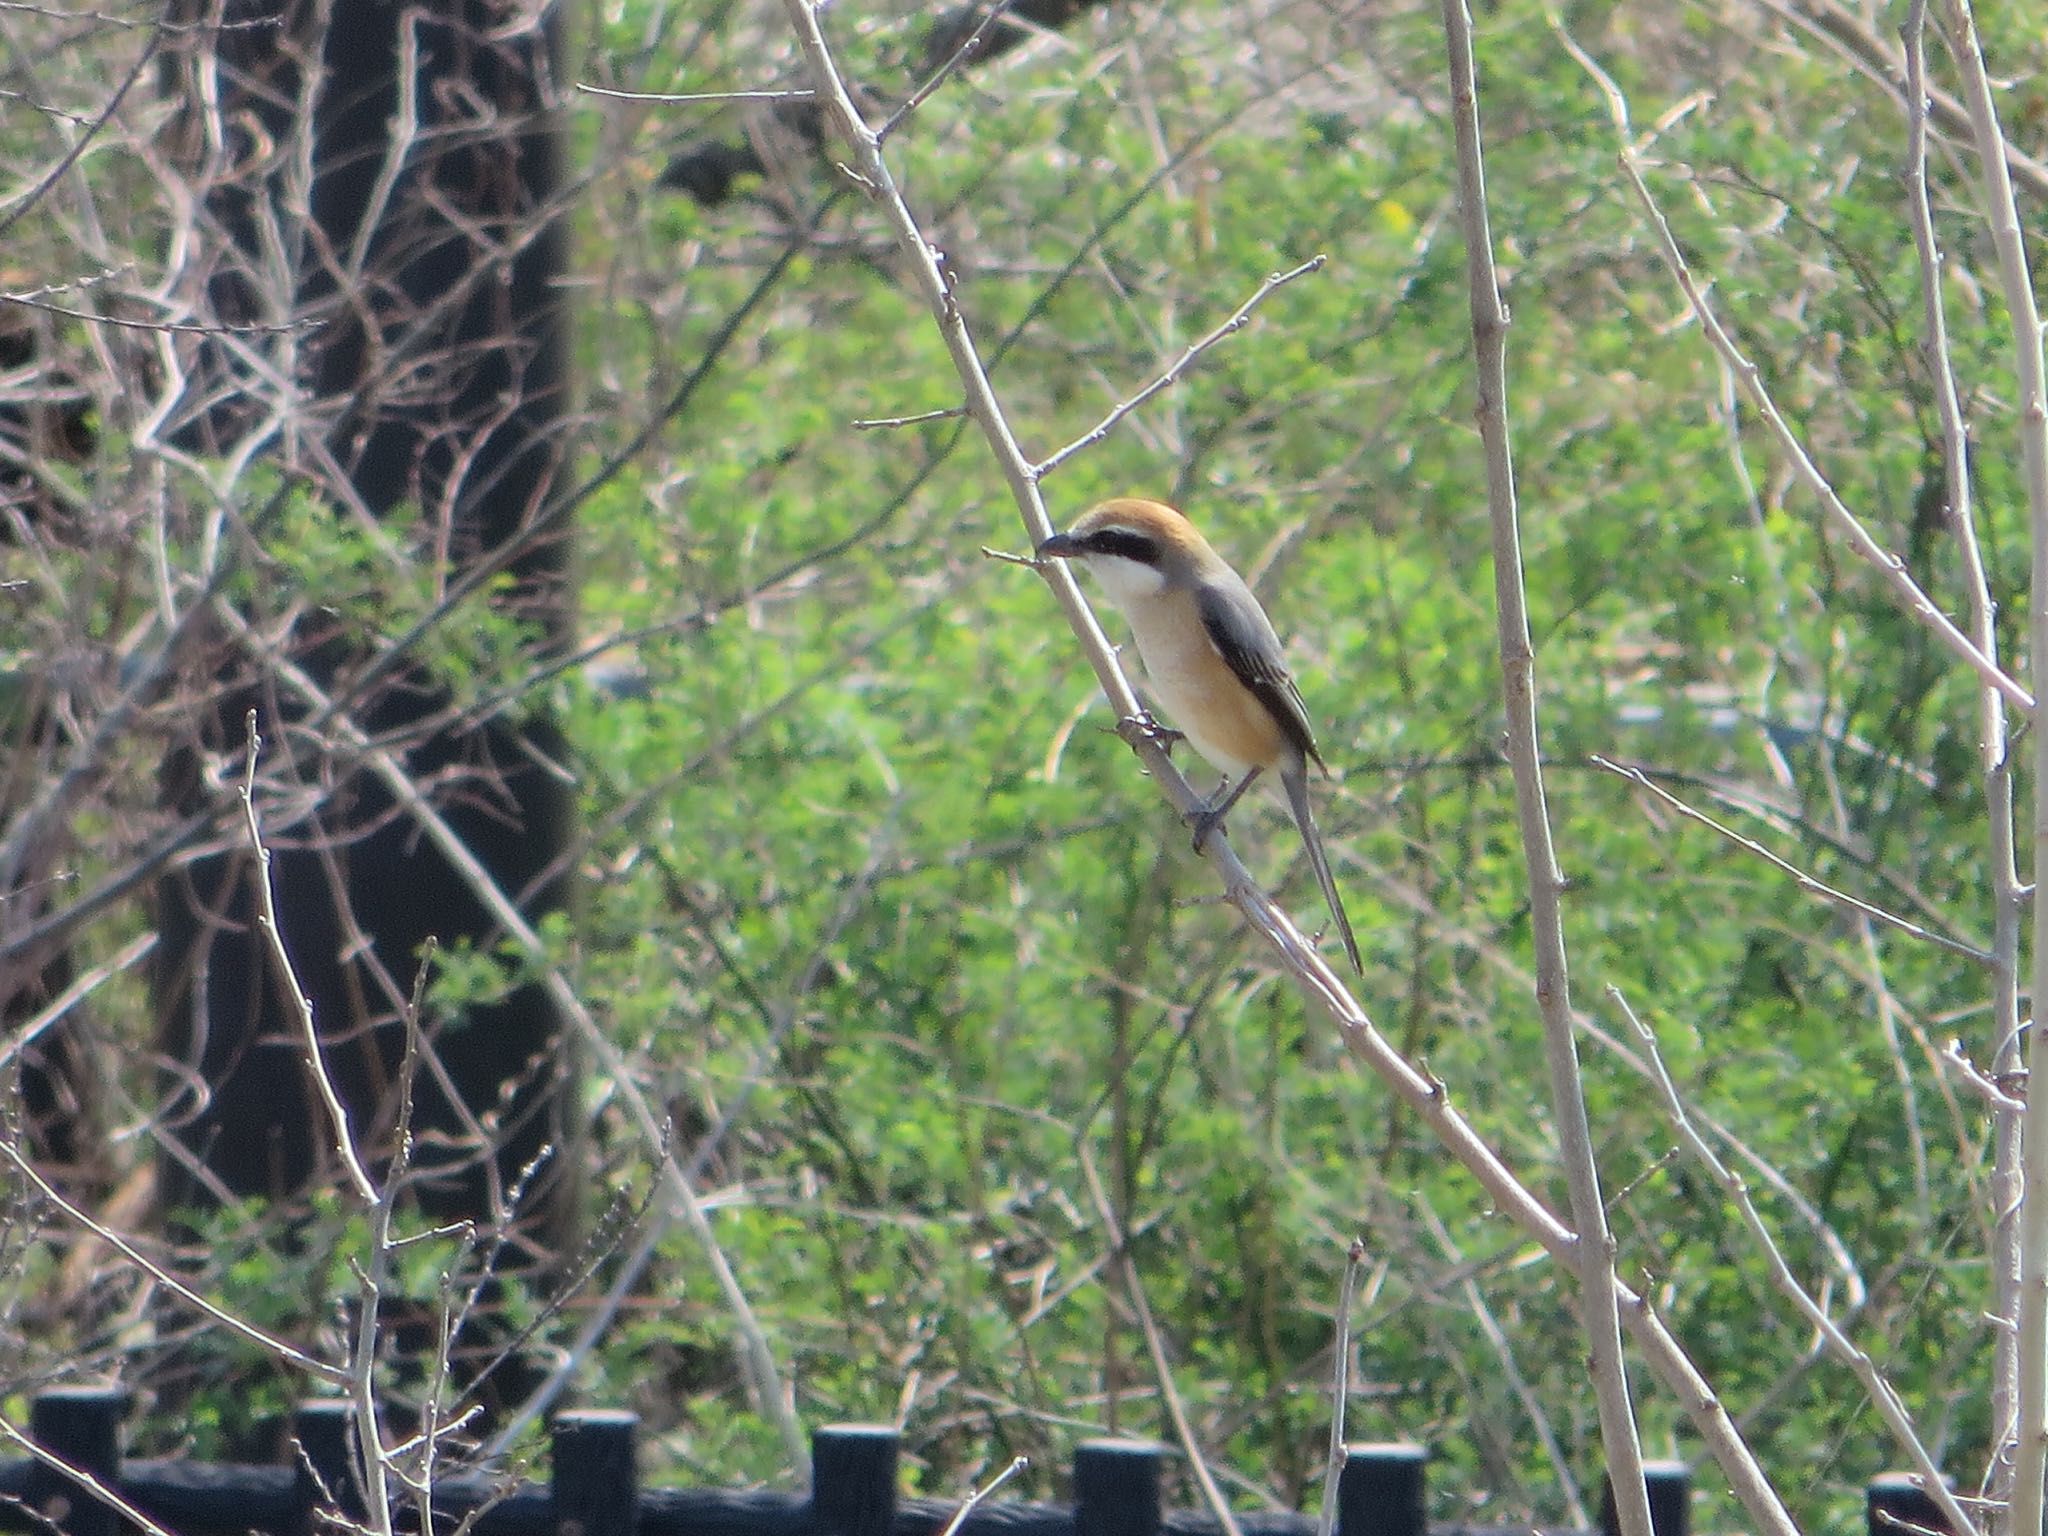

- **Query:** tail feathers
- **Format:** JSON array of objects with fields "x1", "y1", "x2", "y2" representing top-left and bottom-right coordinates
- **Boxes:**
[{"x1": 1283, "y1": 766, "x2": 1362, "y2": 976}]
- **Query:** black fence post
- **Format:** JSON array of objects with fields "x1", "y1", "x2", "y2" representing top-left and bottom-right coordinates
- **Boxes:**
[
  {"x1": 1336, "y1": 1443, "x2": 1428, "y2": 1536},
  {"x1": 1074, "y1": 1440, "x2": 1162, "y2": 1536},
  {"x1": 553, "y1": 1411, "x2": 639, "y2": 1536},
  {"x1": 24, "y1": 1385, "x2": 129, "y2": 1536},
  {"x1": 1868, "y1": 1474, "x2": 1948, "y2": 1536},
  {"x1": 812, "y1": 1425, "x2": 899, "y2": 1536},
  {"x1": 1601, "y1": 1462, "x2": 1691, "y2": 1536},
  {"x1": 292, "y1": 1399, "x2": 366, "y2": 1534}
]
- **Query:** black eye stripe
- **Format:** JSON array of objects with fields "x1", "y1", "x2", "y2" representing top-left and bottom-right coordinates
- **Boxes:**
[{"x1": 1084, "y1": 528, "x2": 1160, "y2": 564}]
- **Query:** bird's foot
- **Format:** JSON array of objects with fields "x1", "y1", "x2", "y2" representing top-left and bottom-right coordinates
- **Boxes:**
[
  {"x1": 1185, "y1": 786, "x2": 1234, "y2": 853},
  {"x1": 1117, "y1": 712, "x2": 1183, "y2": 753}
]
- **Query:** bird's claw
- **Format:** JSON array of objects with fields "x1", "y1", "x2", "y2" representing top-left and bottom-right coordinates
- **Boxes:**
[
  {"x1": 1117, "y1": 713, "x2": 1183, "y2": 753},
  {"x1": 1185, "y1": 789, "x2": 1232, "y2": 853}
]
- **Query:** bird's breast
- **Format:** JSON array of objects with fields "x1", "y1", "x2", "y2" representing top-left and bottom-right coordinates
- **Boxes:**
[{"x1": 1120, "y1": 588, "x2": 1289, "y2": 780}]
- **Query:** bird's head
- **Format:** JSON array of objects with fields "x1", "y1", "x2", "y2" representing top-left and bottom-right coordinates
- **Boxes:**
[{"x1": 1037, "y1": 497, "x2": 1220, "y2": 604}]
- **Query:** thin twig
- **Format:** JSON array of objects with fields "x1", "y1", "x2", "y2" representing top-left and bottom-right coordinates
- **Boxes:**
[
  {"x1": 880, "y1": 0, "x2": 1023, "y2": 140},
  {"x1": 0, "y1": 293, "x2": 312, "y2": 334},
  {"x1": 1316, "y1": 1238, "x2": 1366, "y2": 1536},
  {"x1": 0, "y1": 17, "x2": 162, "y2": 244},
  {"x1": 1436, "y1": 7, "x2": 1652, "y2": 1536},
  {"x1": 347, "y1": 941, "x2": 441, "y2": 1536},
  {"x1": 0, "y1": 1414, "x2": 189, "y2": 1536},
  {"x1": 0, "y1": 1139, "x2": 346, "y2": 1381},
  {"x1": 1594, "y1": 756, "x2": 1991, "y2": 963},
  {"x1": 240, "y1": 713, "x2": 379, "y2": 1206},
  {"x1": 0, "y1": 931, "x2": 154, "y2": 1073},
  {"x1": 577, "y1": 83, "x2": 815, "y2": 102},
  {"x1": 1611, "y1": 986, "x2": 1980, "y2": 1536},
  {"x1": 1034, "y1": 257, "x2": 1327, "y2": 478},
  {"x1": 852, "y1": 405, "x2": 969, "y2": 430},
  {"x1": 1079, "y1": 1139, "x2": 1245, "y2": 1536},
  {"x1": 1413, "y1": 1199, "x2": 1590, "y2": 1525},
  {"x1": 344, "y1": 12, "x2": 421, "y2": 283},
  {"x1": 937, "y1": 1457, "x2": 1030, "y2": 1536}
]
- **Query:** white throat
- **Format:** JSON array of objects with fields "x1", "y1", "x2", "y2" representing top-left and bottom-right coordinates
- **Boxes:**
[{"x1": 1080, "y1": 552, "x2": 1168, "y2": 608}]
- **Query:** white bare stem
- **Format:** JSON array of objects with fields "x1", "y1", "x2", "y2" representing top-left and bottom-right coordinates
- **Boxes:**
[
  {"x1": 0, "y1": 931, "x2": 154, "y2": 1074},
  {"x1": 240, "y1": 716, "x2": 380, "y2": 1208},
  {"x1": 0, "y1": 1415, "x2": 192, "y2": 1536},
  {"x1": 1316, "y1": 1238, "x2": 1366, "y2": 1536},
  {"x1": 1595, "y1": 758, "x2": 1989, "y2": 964}
]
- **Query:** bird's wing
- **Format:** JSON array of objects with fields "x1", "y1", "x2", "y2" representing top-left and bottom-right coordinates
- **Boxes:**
[{"x1": 1196, "y1": 576, "x2": 1325, "y2": 772}]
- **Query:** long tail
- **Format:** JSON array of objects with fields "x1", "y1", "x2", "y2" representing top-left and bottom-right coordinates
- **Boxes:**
[{"x1": 1283, "y1": 765, "x2": 1362, "y2": 975}]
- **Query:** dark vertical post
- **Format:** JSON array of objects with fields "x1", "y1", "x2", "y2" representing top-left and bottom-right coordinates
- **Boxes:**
[
  {"x1": 1336, "y1": 1444, "x2": 1428, "y2": 1536},
  {"x1": 23, "y1": 1386, "x2": 127, "y2": 1536},
  {"x1": 812, "y1": 1425, "x2": 899, "y2": 1536},
  {"x1": 292, "y1": 1399, "x2": 366, "y2": 1533},
  {"x1": 1868, "y1": 1474, "x2": 1949, "y2": 1536},
  {"x1": 553, "y1": 1411, "x2": 639, "y2": 1536},
  {"x1": 1074, "y1": 1440, "x2": 1162, "y2": 1536},
  {"x1": 1603, "y1": 1463, "x2": 1690, "y2": 1536}
]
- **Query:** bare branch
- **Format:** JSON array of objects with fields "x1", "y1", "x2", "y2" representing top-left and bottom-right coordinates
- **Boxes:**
[
  {"x1": 240, "y1": 713, "x2": 380, "y2": 1208},
  {"x1": 0, "y1": 1140, "x2": 347, "y2": 1383},
  {"x1": 577, "y1": 83, "x2": 815, "y2": 103},
  {"x1": 1316, "y1": 1237, "x2": 1366, "y2": 1536},
  {"x1": 1435, "y1": 6, "x2": 1652, "y2": 1534},
  {"x1": 0, "y1": 1413, "x2": 192, "y2": 1536},
  {"x1": 1034, "y1": 256, "x2": 1327, "y2": 479},
  {"x1": 853, "y1": 405, "x2": 969, "y2": 430},
  {"x1": 880, "y1": 0, "x2": 1022, "y2": 140},
  {"x1": 937, "y1": 1458, "x2": 1031, "y2": 1536},
  {"x1": 1595, "y1": 757, "x2": 1991, "y2": 963},
  {"x1": 0, "y1": 931, "x2": 154, "y2": 1075}
]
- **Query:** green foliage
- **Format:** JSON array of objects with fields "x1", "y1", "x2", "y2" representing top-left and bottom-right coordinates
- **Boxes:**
[{"x1": 11, "y1": 0, "x2": 2045, "y2": 1530}]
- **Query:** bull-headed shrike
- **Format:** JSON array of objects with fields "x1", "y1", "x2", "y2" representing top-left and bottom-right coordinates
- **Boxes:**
[{"x1": 1039, "y1": 496, "x2": 1361, "y2": 975}]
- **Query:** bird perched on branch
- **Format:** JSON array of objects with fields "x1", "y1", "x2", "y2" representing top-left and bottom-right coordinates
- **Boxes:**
[{"x1": 1038, "y1": 497, "x2": 1361, "y2": 975}]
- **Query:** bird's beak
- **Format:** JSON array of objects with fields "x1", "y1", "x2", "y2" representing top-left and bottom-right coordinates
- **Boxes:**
[{"x1": 1037, "y1": 531, "x2": 1081, "y2": 561}]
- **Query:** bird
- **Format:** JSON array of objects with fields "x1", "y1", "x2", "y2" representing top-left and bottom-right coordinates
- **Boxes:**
[{"x1": 1037, "y1": 496, "x2": 1362, "y2": 975}]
